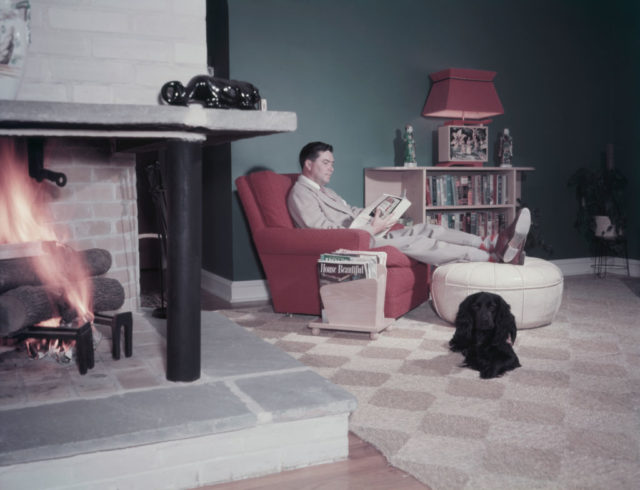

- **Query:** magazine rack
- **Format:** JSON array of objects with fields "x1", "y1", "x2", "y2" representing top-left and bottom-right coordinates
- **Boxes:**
[{"x1": 308, "y1": 264, "x2": 394, "y2": 340}]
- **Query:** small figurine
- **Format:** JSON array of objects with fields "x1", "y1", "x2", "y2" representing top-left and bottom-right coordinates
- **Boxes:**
[
  {"x1": 403, "y1": 124, "x2": 417, "y2": 167},
  {"x1": 160, "y1": 67, "x2": 261, "y2": 110},
  {"x1": 498, "y1": 128, "x2": 513, "y2": 167}
]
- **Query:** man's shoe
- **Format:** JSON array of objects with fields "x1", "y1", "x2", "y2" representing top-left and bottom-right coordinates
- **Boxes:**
[{"x1": 495, "y1": 208, "x2": 531, "y2": 263}]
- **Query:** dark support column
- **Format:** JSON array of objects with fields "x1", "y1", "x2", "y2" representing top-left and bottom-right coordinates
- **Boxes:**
[{"x1": 165, "y1": 140, "x2": 202, "y2": 382}]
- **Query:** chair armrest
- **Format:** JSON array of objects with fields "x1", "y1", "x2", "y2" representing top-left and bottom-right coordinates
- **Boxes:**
[{"x1": 255, "y1": 227, "x2": 372, "y2": 255}]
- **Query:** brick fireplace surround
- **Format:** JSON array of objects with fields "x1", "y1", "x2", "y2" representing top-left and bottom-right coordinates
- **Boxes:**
[{"x1": 0, "y1": 2, "x2": 356, "y2": 489}]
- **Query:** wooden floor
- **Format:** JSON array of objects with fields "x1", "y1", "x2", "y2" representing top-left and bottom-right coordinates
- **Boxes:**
[{"x1": 200, "y1": 432, "x2": 429, "y2": 490}]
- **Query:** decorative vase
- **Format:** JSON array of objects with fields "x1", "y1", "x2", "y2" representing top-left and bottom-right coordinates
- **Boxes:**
[
  {"x1": 0, "y1": 0, "x2": 30, "y2": 100},
  {"x1": 593, "y1": 215, "x2": 618, "y2": 239}
]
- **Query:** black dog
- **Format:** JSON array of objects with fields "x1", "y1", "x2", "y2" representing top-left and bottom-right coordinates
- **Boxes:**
[{"x1": 449, "y1": 292, "x2": 521, "y2": 379}]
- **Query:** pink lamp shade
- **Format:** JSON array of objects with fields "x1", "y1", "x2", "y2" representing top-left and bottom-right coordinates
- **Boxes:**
[{"x1": 422, "y1": 68, "x2": 504, "y2": 121}]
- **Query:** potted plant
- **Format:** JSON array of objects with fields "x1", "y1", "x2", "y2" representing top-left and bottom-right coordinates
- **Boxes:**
[{"x1": 567, "y1": 162, "x2": 628, "y2": 243}]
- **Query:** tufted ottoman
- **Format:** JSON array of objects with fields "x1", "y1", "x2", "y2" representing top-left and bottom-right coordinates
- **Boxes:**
[{"x1": 431, "y1": 257, "x2": 563, "y2": 329}]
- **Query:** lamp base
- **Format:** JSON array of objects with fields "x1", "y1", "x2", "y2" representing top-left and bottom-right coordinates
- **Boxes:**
[{"x1": 435, "y1": 161, "x2": 484, "y2": 167}]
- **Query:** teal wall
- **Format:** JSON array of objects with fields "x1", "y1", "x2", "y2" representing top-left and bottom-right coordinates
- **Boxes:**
[
  {"x1": 205, "y1": 0, "x2": 637, "y2": 281},
  {"x1": 611, "y1": 1, "x2": 640, "y2": 265}
]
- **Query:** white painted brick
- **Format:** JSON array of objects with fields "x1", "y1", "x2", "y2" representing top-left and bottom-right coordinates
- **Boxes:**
[
  {"x1": 281, "y1": 438, "x2": 348, "y2": 469},
  {"x1": 92, "y1": 0, "x2": 172, "y2": 12},
  {"x1": 67, "y1": 238, "x2": 96, "y2": 251},
  {"x1": 18, "y1": 82, "x2": 68, "y2": 102},
  {"x1": 92, "y1": 37, "x2": 170, "y2": 62},
  {"x1": 48, "y1": 8, "x2": 131, "y2": 34},
  {"x1": 72, "y1": 183, "x2": 117, "y2": 202},
  {"x1": 115, "y1": 219, "x2": 138, "y2": 235},
  {"x1": 171, "y1": 0, "x2": 206, "y2": 17},
  {"x1": 155, "y1": 433, "x2": 245, "y2": 467},
  {"x1": 174, "y1": 42, "x2": 207, "y2": 66},
  {"x1": 22, "y1": 55, "x2": 51, "y2": 82},
  {"x1": 205, "y1": 450, "x2": 283, "y2": 485},
  {"x1": 12, "y1": 0, "x2": 208, "y2": 308},
  {"x1": 71, "y1": 83, "x2": 113, "y2": 104},
  {"x1": 30, "y1": 30, "x2": 91, "y2": 57},
  {"x1": 113, "y1": 251, "x2": 137, "y2": 269},
  {"x1": 0, "y1": 460, "x2": 75, "y2": 489},
  {"x1": 50, "y1": 165, "x2": 92, "y2": 183},
  {"x1": 0, "y1": 414, "x2": 349, "y2": 490},
  {"x1": 112, "y1": 84, "x2": 162, "y2": 105},
  {"x1": 28, "y1": 1, "x2": 45, "y2": 28},
  {"x1": 94, "y1": 232, "x2": 137, "y2": 254},
  {"x1": 50, "y1": 202, "x2": 93, "y2": 222},
  {"x1": 133, "y1": 13, "x2": 205, "y2": 41},
  {"x1": 106, "y1": 231, "x2": 138, "y2": 251},
  {"x1": 49, "y1": 58, "x2": 133, "y2": 84},
  {"x1": 136, "y1": 63, "x2": 205, "y2": 87},
  {"x1": 33, "y1": 0, "x2": 93, "y2": 6}
]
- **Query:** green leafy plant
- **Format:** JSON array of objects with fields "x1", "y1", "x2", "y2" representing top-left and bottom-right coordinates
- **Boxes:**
[{"x1": 567, "y1": 164, "x2": 628, "y2": 241}]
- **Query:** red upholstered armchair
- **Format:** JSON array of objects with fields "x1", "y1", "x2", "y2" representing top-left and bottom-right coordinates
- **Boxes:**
[{"x1": 235, "y1": 171, "x2": 429, "y2": 318}]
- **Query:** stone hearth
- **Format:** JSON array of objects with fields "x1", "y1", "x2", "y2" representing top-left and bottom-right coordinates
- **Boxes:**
[{"x1": 0, "y1": 310, "x2": 356, "y2": 489}]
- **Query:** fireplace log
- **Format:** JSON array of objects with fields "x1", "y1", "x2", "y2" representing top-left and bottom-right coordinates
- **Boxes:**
[
  {"x1": 0, "y1": 277, "x2": 125, "y2": 335},
  {"x1": 0, "y1": 248, "x2": 112, "y2": 294}
]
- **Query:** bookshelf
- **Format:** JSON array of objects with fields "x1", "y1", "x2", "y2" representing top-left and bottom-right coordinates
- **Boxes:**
[{"x1": 364, "y1": 166, "x2": 534, "y2": 237}]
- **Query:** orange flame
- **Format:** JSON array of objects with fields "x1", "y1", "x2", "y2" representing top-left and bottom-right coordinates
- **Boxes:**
[{"x1": 0, "y1": 139, "x2": 93, "y2": 324}]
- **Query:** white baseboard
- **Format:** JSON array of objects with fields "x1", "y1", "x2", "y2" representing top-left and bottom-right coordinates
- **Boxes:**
[
  {"x1": 202, "y1": 257, "x2": 639, "y2": 305},
  {"x1": 201, "y1": 269, "x2": 270, "y2": 304},
  {"x1": 550, "y1": 257, "x2": 640, "y2": 277}
]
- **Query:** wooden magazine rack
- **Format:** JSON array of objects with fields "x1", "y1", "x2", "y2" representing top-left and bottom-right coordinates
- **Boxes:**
[{"x1": 308, "y1": 264, "x2": 394, "y2": 340}]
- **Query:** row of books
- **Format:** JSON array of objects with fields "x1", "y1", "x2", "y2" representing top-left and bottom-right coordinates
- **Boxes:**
[
  {"x1": 426, "y1": 174, "x2": 510, "y2": 207},
  {"x1": 426, "y1": 211, "x2": 507, "y2": 237},
  {"x1": 317, "y1": 249, "x2": 387, "y2": 287}
]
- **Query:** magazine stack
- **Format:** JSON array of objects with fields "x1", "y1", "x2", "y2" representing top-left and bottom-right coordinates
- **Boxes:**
[
  {"x1": 317, "y1": 249, "x2": 387, "y2": 289},
  {"x1": 311, "y1": 249, "x2": 393, "y2": 339}
]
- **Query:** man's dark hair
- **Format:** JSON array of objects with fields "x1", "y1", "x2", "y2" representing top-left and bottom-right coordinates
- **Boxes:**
[{"x1": 298, "y1": 141, "x2": 333, "y2": 169}]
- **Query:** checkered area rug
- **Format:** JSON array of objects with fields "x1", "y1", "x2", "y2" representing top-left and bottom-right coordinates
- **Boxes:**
[{"x1": 217, "y1": 275, "x2": 640, "y2": 489}]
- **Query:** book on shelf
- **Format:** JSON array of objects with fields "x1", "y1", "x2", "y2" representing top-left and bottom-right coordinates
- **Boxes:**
[
  {"x1": 349, "y1": 193, "x2": 411, "y2": 237},
  {"x1": 426, "y1": 173, "x2": 509, "y2": 207},
  {"x1": 426, "y1": 211, "x2": 507, "y2": 237}
]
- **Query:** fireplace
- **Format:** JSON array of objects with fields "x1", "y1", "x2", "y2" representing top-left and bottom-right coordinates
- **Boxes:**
[
  {"x1": 0, "y1": 1, "x2": 295, "y2": 381},
  {"x1": 0, "y1": 100, "x2": 296, "y2": 381}
]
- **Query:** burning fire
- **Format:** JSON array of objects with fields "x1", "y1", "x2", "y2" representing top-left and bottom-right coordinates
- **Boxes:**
[{"x1": 0, "y1": 138, "x2": 94, "y2": 328}]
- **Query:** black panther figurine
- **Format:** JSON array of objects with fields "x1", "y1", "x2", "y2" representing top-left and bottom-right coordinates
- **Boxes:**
[{"x1": 160, "y1": 74, "x2": 261, "y2": 110}]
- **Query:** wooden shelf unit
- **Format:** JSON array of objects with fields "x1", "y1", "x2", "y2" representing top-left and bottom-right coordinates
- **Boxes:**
[{"x1": 364, "y1": 166, "x2": 534, "y2": 235}]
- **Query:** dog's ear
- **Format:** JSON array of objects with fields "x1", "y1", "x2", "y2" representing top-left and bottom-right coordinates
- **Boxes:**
[
  {"x1": 450, "y1": 293, "x2": 477, "y2": 351},
  {"x1": 454, "y1": 294, "x2": 477, "y2": 329},
  {"x1": 494, "y1": 294, "x2": 517, "y2": 343}
]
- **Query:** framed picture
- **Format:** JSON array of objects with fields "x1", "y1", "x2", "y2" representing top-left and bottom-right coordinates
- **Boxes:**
[{"x1": 438, "y1": 125, "x2": 488, "y2": 163}]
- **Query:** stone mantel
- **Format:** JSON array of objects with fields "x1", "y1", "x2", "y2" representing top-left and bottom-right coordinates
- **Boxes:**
[{"x1": 0, "y1": 100, "x2": 297, "y2": 148}]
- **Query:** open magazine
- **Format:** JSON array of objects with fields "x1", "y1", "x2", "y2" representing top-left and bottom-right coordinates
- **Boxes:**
[{"x1": 349, "y1": 193, "x2": 411, "y2": 237}]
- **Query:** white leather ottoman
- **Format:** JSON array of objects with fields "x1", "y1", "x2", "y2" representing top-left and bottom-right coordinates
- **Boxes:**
[{"x1": 431, "y1": 257, "x2": 563, "y2": 329}]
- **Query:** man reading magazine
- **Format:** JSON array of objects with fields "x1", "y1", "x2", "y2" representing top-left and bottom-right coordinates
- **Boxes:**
[{"x1": 287, "y1": 141, "x2": 530, "y2": 266}]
